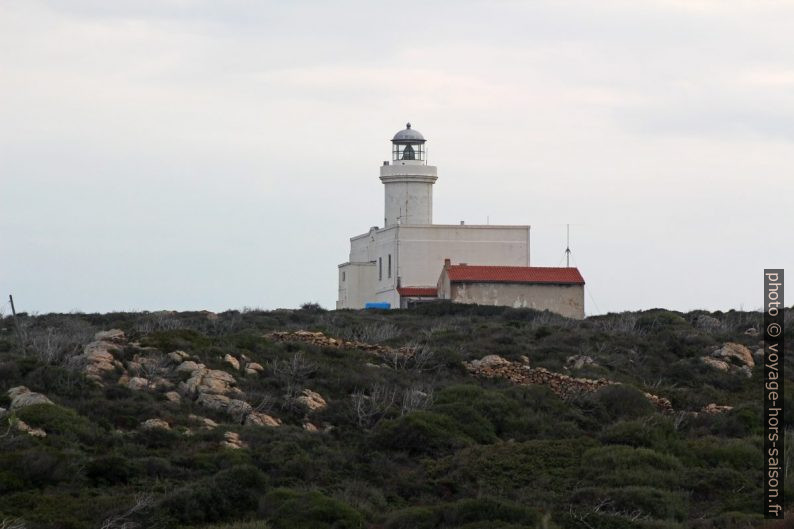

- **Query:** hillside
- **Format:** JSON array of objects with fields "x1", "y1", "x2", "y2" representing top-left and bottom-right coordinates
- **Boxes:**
[{"x1": 0, "y1": 304, "x2": 791, "y2": 529}]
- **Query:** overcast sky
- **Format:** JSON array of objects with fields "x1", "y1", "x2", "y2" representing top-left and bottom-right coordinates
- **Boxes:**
[{"x1": 1, "y1": 0, "x2": 792, "y2": 316}]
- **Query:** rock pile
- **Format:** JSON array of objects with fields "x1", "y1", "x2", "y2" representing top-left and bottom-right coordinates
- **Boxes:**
[
  {"x1": 464, "y1": 355, "x2": 673, "y2": 413},
  {"x1": 266, "y1": 330, "x2": 414, "y2": 358},
  {"x1": 68, "y1": 329, "x2": 282, "y2": 428},
  {"x1": 71, "y1": 330, "x2": 126, "y2": 383},
  {"x1": 701, "y1": 342, "x2": 754, "y2": 377},
  {"x1": 174, "y1": 358, "x2": 280, "y2": 427}
]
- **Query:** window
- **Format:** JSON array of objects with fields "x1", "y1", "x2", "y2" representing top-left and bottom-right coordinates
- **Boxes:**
[
  {"x1": 379, "y1": 257, "x2": 382, "y2": 281},
  {"x1": 342, "y1": 271, "x2": 346, "y2": 282},
  {"x1": 388, "y1": 254, "x2": 392, "y2": 278}
]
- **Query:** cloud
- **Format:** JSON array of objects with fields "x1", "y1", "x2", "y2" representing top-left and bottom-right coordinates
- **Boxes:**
[{"x1": 1, "y1": 0, "x2": 792, "y2": 314}]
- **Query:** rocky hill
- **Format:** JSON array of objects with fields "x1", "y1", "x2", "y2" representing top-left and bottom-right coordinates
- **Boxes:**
[{"x1": 0, "y1": 304, "x2": 790, "y2": 529}]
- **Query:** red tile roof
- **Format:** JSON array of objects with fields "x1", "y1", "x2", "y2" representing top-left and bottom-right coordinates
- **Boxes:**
[
  {"x1": 445, "y1": 265, "x2": 585, "y2": 285},
  {"x1": 397, "y1": 286, "x2": 438, "y2": 297}
]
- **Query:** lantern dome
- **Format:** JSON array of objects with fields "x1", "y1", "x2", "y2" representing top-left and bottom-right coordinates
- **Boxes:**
[{"x1": 392, "y1": 123, "x2": 425, "y2": 142}]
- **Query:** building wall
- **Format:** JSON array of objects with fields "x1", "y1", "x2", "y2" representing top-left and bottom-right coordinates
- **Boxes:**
[
  {"x1": 447, "y1": 282, "x2": 585, "y2": 319},
  {"x1": 337, "y1": 262, "x2": 376, "y2": 309},
  {"x1": 380, "y1": 163, "x2": 437, "y2": 227},
  {"x1": 397, "y1": 225, "x2": 530, "y2": 288},
  {"x1": 340, "y1": 224, "x2": 531, "y2": 309}
]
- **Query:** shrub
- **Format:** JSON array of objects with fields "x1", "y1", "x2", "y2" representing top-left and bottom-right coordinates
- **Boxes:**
[
  {"x1": 383, "y1": 498, "x2": 541, "y2": 529},
  {"x1": 591, "y1": 385, "x2": 655, "y2": 422},
  {"x1": 599, "y1": 416, "x2": 681, "y2": 452},
  {"x1": 159, "y1": 465, "x2": 268, "y2": 525},
  {"x1": 140, "y1": 329, "x2": 210, "y2": 352},
  {"x1": 259, "y1": 488, "x2": 364, "y2": 529},
  {"x1": 581, "y1": 446, "x2": 683, "y2": 489},
  {"x1": 372, "y1": 411, "x2": 473, "y2": 455},
  {"x1": 426, "y1": 438, "x2": 597, "y2": 507},
  {"x1": 571, "y1": 486, "x2": 687, "y2": 521},
  {"x1": 86, "y1": 454, "x2": 134, "y2": 485},
  {"x1": 383, "y1": 505, "x2": 438, "y2": 529},
  {"x1": 14, "y1": 403, "x2": 97, "y2": 442}
]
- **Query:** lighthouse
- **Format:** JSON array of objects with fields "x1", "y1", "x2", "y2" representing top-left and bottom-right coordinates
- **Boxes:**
[
  {"x1": 380, "y1": 123, "x2": 437, "y2": 227},
  {"x1": 336, "y1": 123, "x2": 584, "y2": 318}
]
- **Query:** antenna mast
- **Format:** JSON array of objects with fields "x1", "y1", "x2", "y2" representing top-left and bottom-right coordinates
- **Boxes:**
[{"x1": 565, "y1": 224, "x2": 571, "y2": 268}]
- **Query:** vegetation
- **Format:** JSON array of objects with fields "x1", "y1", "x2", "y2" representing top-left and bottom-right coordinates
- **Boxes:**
[{"x1": 0, "y1": 304, "x2": 790, "y2": 528}]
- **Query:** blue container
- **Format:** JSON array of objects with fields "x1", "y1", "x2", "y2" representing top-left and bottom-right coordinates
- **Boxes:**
[{"x1": 364, "y1": 302, "x2": 391, "y2": 310}]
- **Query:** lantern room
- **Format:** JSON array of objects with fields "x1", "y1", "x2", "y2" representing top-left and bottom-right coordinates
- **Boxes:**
[{"x1": 391, "y1": 122, "x2": 426, "y2": 163}]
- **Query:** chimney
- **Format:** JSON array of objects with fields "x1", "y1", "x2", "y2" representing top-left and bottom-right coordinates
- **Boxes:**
[{"x1": 444, "y1": 258, "x2": 451, "y2": 268}]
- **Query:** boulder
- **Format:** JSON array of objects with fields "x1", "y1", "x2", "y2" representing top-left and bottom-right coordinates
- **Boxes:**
[
  {"x1": 152, "y1": 377, "x2": 174, "y2": 391},
  {"x1": 196, "y1": 393, "x2": 252, "y2": 419},
  {"x1": 94, "y1": 329, "x2": 126, "y2": 343},
  {"x1": 702, "y1": 403, "x2": 733, "y2": 414},
  {"x1": 8, "y1": 386, "x2": 54, "y2": 410},
  {"x1": 140, "y1": 418, "x2": 170, "y2": 430},
  {"x1": 566, "y1": 355, "x2": 596, "y2": 370},
  {"x1": 179, "y1": 366, "x2": 238, "y2": 397},
  {"x1": 76, "y1": 339, "x2": 121, "y2": 382},
  {"x1": 712, "y1": 342, "x2": 754, "y2": 368},
  {"x1": 168, "y1": 350, "x2": 189, "y2": 363},
  {"x1": 302, "y1": 421, "x2": 319, "y2": 432},
  {"x1": 744, "y1": 327, "x2": 759, "y2": 336},
  {"x1": 478, "y1": 355, "x2": 511, "y2": 368},
  {"x1": 223, "y1": 354, "x2": 240, "y2": 370},
  {"x1": 126, "y1": 361, "x2": 143, "y2": 373},
  {"x1": 127, "y1": 377, "x2": 150, "y2": 391},
  {"x1": 176, "y1": 360, "x2": 202, "y2": 374},
  {"x1": 15, "y1": 419, "x2": 46, "y2": 438},
  {"x1": 196, "y1": 393, "x2": 232, "y2": 412},
  {"x1": 245, "y1": 411, "x2": 281, "y2": 427},
  {"x1": 701, "y1": 357, "x2": 730, "y2": 371},
  {"x1": 189, "y1": 414, "x2": 218, "y2": 429},
  {"x1": 204, "y1": 369, "x2": 236, "y2": 384},
  {"x1": 164, "y1": 391, "x2": 182, "y2": 403},
  {"x1": 197, "y1": 370, "x2": 235, "y2": 395},
  {"x1": 246, "y1": 362, "x2": 264, "y2": 373},
  {"x1": 222, "y1": 431, "x2": 246, "y2": 449},
  {"x1": 296, "y1": 389, "x2": 327, "y2": 411}
]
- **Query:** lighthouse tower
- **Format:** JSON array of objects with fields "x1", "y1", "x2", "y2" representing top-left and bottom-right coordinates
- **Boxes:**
[{"x1": 380, "y1": 123, "x2": 438, "y2": 227}]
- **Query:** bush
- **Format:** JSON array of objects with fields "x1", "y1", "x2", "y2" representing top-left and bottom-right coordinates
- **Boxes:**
[
  {"x1": 571, "y1": 486, "x2": 687, "y2": 521},
  {"x1": 599, "y1": 416, "x2": 681, "y2": 452},
  {"x1": 372, "y1": 411, "x2": 473, "y2": 455},
  {"x1": 259, "y1": 488, "x2": 364, "y2": 529},
  {"x1": 383, "y1": 498, "x2": 540, "y2": 529},
  {"x1": 14, "y1": 403, "x2": 97, "y2": 443},
  {"x1": 159, "y1": 465, "x2": 268, "y2": 525},
  {"x1": 591, "y1": 385, "x2": 656, "y2": 422},
  {"x1": 86, "y1": 454, "x2": 134, "y2": 485},
  {"x1": 581, "y1": 446, "x2": 683, "y2": 489}
]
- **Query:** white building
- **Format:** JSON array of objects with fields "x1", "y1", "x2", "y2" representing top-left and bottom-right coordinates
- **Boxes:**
[{"x1": 337, "y1": 123, "x2": 585, "y2": 317}]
